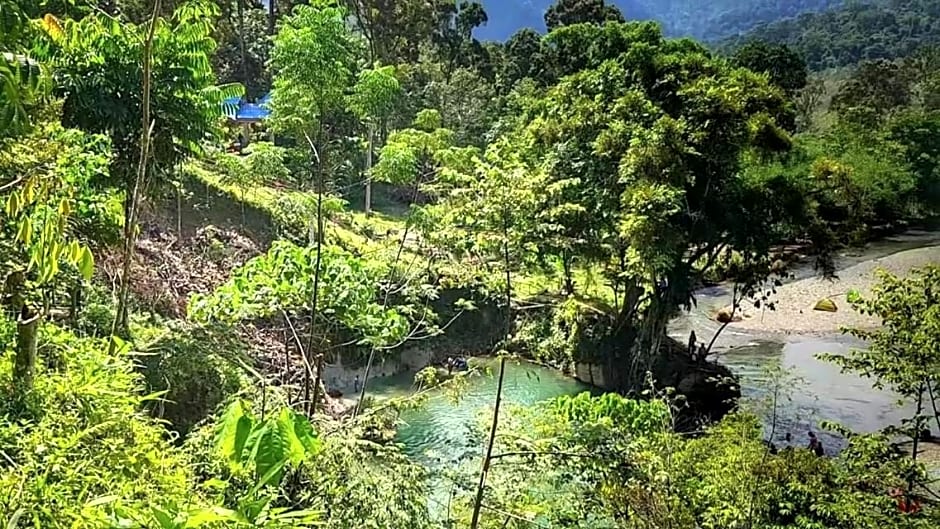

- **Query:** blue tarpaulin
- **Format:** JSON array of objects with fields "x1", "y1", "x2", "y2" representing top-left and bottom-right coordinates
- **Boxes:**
[{"x1": 224, "y1": 92, "x2": 272, "y2": 122}]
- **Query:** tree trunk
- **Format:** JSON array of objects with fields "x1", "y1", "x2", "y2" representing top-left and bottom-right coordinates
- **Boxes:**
[
  {"x1": 14, "y1": 307, "x2": 40, "y2": 392},
  {"x1": 926, "y1": 380, "x2": 940, "y2": 434},
  {"x1": 561, "y1": 250, "x2": 574, "y2": 295},
  {"x1": 310, "y1": 353, "x2": 324, "y2": 414},
  {"x1": 268, "y1": 0, "x2": 276, "y2": 35},
  {"x1": 237, "y1": 0, "x2": 249, "y2": 93},
  {"x1": 364, "y1": 122, "x2": 374, "y2": 214},
  {"x1": 176, "y1": 185, "x2": 182, "y2": 235},
  {"x1": 113, "y1": 0, "x2": 160, "y2": 342},
  {"x1": 469, "y1": 228, "x2": 515, "y2": 529},
  {"x1": 303, "y1": 121, "x2": 326, "y2": 410},
  {"x1": 907, "y1": 384, "x2": 925, "y2": 512},
  {"x1": 469, "y1": 355, "x2": 506, "y2": 529}
]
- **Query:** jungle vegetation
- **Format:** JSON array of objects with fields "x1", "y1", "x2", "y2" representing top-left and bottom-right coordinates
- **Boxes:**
[{"x1": 0, "y1": 0, "x2": 938, "y2": 527}]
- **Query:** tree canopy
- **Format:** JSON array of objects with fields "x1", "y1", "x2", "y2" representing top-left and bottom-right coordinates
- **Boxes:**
[{"x1": 2, "y1": 1, "x2": 940, "y2": 527}]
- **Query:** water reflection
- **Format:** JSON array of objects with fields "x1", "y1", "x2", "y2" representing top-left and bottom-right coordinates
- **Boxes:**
[
  {"x1": 369, "y1": 358, "x2": 596, "y2": 467},
  {"x1": 717, "y1": 336, "x2": 909, "y2": 451}
]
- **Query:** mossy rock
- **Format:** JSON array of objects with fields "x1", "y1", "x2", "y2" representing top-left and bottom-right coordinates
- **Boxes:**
[{"x1": 814, "y1": 298, "x2": 838, "y2": 312}]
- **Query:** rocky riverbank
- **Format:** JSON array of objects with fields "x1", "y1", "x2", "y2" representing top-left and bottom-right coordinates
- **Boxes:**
[{"x1": 722, "y1": 245, "x2": 940, "y2": 336}]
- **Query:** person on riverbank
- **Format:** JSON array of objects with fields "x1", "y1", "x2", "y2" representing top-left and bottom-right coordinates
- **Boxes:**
[
  {"x1": 808, "y1": 431, "x2": 824, "y2": 456},
  {"x1": 354, "y1": 375, "x2": 360, "y2": 392}
]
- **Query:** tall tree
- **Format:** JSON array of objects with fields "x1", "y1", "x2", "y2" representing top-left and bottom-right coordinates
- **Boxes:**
[
  {"x1": 0, "y1": 2, "x2": 46, "y2": 136},
  {"x1": 431, "y1": 0, "x2": 489, "y2": 75},
  {"x1": 502, "y1": 28, "x2": 547, "y2": 89},
  {"x1": 348, "y1": 64, "x2": 402, "y2": 213},
  {"x1": 421, "y1": 66, "x2": 498, "y2": 147},
  {"x1": 269, "y1": 0, "x2": 361, "y2": 409},
  {"x1": 889, "y1": 110, "x2": 940, "y2": 208},
  {"x1": 373, "y1": 108, "x2": 479, "y2": 200},
  {"x1": 477, "y1": 21, "x2": 808, "y2": 387},
  {"x1": 822, "y1": 267, "x2": 940, "y2": 510},
  {"x1": 832, "y1": 59, "x2": 914, "y2": 125},
  {"x1": 43, "y1": 1, "x2": 240, "y2": 335},
  {"x1": 1, "y1": 120, "x2": 102, "y2": 391},
  {"x1": 346, "y1": 0, "x2": 439, "y2": 64},
  {"x1": 732, "y1": 40, "x2": 809, "y2": 96},
  {"x1": 544, "y1": 0, "x2": 624, "y2": 32}
]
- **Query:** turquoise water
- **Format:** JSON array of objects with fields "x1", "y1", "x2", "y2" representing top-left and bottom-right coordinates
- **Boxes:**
[
  {"x1": 369, "y1": 358, "x2": 596, "y2": 467},
  {"x1": 371, "y1": 232, "x2": 940, "y2": 465}
]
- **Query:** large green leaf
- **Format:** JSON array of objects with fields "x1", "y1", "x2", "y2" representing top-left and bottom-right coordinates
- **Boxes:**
[
  {"x1": 276, "y1": 408, "x2": 307, "y2": 465},
  {"x1": 292, "y1": 412, "x2": 321, "y2": 456},
  {"x1": 78, "y1": 246, "x2": 95, "y2": 280},
  {"x1": 215, "y1": 400, "x2": 254, "y2": 471},
  {"x1": 251, "y1": 422, "x2": 288, "y2": 486}
]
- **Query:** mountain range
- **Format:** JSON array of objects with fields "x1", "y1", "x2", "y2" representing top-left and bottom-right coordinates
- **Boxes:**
[{"x1": 475, "y1": 0, "x2": 845, "y2": 42}]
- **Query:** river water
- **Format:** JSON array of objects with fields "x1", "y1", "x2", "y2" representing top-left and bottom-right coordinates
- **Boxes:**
[
  {"x1": 370, "y1": 359, "x2": 595, "y2": 465},
  {"x1": 371, "y1": 230, "x2": 940, "y2": 465}
]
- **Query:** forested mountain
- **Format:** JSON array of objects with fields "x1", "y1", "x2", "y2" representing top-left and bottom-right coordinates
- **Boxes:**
[
  {"x1": 477, "y1": 0, "x2": 842, "y2": 41},
  {"x1": 725, "y1": 0, "x2": 940, "y2": 70},
  {"x1": 3, "y1": 0, "x2": 940, "y2": 526}
]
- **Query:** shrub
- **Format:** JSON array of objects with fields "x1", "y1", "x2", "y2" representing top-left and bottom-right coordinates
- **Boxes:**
[
  {"x1": 135, "y1": 322, "x2": 249, "y2": 439},
  {"x1": 0, "y1": 321, "x2": 194, "y2": 525}
]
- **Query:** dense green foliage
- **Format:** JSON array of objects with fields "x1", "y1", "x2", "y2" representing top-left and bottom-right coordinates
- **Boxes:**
[
  {"x1": 824, "y1": 267, "x2": 940, "y2": 441},
  {"x1": 732, "y1": 40, "x2": 809, "y2": 95},
  {"x1": 0, "y1": 324, "x2": 194, "y2": 525},
  {"x1": 725, "y1": 0, "x2": 940, "y2": 70},
  {"x1": 456, "y1": 393, "x2": 935, "y2": 528},
  {"x1": 1, "y1": 0, "x2": 939, "y2": 527},
  {"x1": 544, "y1": 0, "x2": 624, "y2": 31},
  {"x1": 425, "y1": 20, "x2": 810, "y2": 386},
  {"x1": 624, "y1": 0, "x2": 842, "y2": 41},
  {"x1": 190, "y1": 241, "x2": 415, "y2": 348},
  {"x1": 42, "y1": 2, "x2": 239, "y2": 197}
]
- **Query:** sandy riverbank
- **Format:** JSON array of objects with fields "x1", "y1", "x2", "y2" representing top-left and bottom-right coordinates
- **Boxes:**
[{"x1": 723, "y1": 245, "x2": 940, "y2": 335}]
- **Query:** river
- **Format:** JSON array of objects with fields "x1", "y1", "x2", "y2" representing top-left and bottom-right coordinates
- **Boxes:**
[
  {"x1": 371, "y1": 230, "x2": 940, "y2": 467},
  {"x1": 370, "y1": 358, "x2": 596, "y2": 466}
]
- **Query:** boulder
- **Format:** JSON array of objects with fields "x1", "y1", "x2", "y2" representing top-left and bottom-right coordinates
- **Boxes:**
[
  {"x1": 814, "y1": 298, "x2": 838, "y2": 312},
  {"x1": 716, "y1": 308, "x2": 733, "y2": 323},
  {"x1": 675, "y1": 366, "x2": 740, "y2": 426},
  {"x1": 716, "y1": 306, "x2": 742, "y2": 323}
]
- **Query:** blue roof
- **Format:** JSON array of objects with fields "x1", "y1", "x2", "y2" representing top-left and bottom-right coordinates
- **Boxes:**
[
  {"x1": 223, "y1": 92, "x2": 273, "y2": 122},
  {"x1": 237, "y1": 103, "x2": 270, "y2": 121}
]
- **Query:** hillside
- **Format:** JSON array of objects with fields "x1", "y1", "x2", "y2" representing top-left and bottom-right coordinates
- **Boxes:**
[
  {"x1": 723, "y1": 0, "x2": 940, "y2": 70},
  {"x1": 476, "y1": 0, "x2": 842, "y2": 41},
  {"x1": 4, "y1": 1, "x2": 940, "y2": 526}
]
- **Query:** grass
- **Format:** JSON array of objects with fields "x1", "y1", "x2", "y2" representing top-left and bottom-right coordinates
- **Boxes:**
[{"x1": 185, "y1": 156, "x2": 619, "y2": 310}]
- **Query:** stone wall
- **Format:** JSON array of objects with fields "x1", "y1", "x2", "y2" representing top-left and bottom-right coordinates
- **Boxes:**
[{"x1": 574, "y1": 362, "x2": 609, "y2": 388}]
